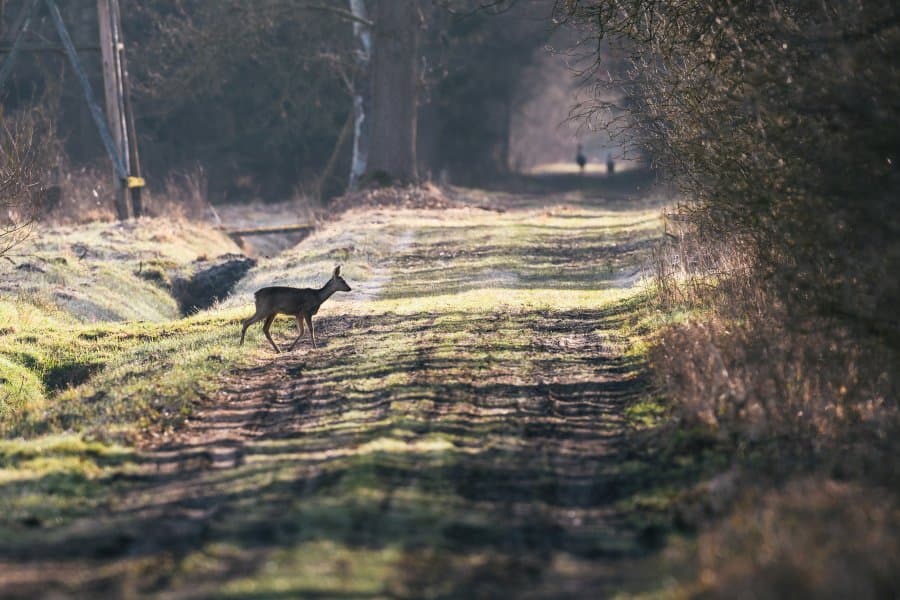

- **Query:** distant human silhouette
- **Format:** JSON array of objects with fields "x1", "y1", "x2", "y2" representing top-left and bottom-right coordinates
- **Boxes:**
[
  {"x1": 575, "y1": 144, "x2": 587, "y2": 174},
  {"x1": 606, "y1": 153, "x2": 616, "y2": 176}
]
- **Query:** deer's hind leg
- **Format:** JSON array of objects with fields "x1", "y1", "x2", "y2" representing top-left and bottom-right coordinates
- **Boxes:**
[
  {"x1": 305, "y1": 314, "x2": 317, "y2": 349},
  {"x1": 262, "y1": 314, "x2": 280, "y2": 353},
  {"x1": 240, "y1": 309, "x2": 266, "y2": 345},
  {"x1": 287, "y1": 314, "x2": 305, "y2": 352}
]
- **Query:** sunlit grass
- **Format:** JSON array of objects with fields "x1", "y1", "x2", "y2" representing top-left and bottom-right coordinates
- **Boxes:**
[
  {"x1": 0, "y1": 220, "x2": 255, "y2": 543},
  {"x1": 220, "y1": 541, "x2": 400, "y2": 597},
  {"x1": 162, "y1": 202, "x2": 668, "y2": 594},
  {"x1": 2, "y1": 218, "x2": 239, "y2": 323},
  {"x1": 525, "y1": 161, "x2": 642, "y2": 175},
  {"x1": 364, "y1": 285, "x2": 650, "y2": 316},
  {"x1": 0, "y1": 300, "x2": 257, "y2": 438},
  {"x1": 0, "y1": 196, "x2": 677, "y2": 596},
  {"x1": 0, "y1": 433, "x2": 138, "y2": 540}
]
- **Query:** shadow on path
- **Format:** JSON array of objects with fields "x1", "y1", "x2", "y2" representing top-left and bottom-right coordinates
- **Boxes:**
[{"x1": 0, "y1": 187, "x2": 698, "y2": 599}]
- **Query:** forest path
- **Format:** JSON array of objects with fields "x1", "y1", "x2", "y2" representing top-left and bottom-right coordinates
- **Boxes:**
[{"x1": 4, "y1": 183, "x2": 683, "y2": 598}]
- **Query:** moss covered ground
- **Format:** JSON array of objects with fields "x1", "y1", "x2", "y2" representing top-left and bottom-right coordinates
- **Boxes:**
[{"x1": 0, "y1": 187, "x2": 711, "y2": 598}]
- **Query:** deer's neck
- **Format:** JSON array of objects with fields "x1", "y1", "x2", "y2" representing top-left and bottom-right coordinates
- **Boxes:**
[{"x1": 316, "y1": 281, "x2": 338, "y2": 305}]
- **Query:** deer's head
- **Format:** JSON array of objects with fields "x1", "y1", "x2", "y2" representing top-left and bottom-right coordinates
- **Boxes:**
[{"x1": 332, "y1": 265, "x2": 351, "y2": 292}]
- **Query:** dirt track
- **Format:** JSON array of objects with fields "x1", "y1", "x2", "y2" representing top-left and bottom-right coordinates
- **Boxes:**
[{"x1": 1, "y1": 184, "x2": 688, "y2": 598}]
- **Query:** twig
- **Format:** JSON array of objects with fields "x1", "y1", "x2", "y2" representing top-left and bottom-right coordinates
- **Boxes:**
[{"x1": 297, "y1": 3, "x2": 373, "y2": 27}]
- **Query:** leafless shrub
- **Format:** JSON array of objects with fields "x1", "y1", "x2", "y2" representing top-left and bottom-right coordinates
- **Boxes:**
[
  {"x1": 0, "y1": 112, "x2": 43, "y2": 258},
  {"x1": 48, "y1": 166, "x2": 118, "y2": 224},
  {"x1": 1, "y1": 101, "x2": 122, "y2": 226},
  {"x1": 652, "y1": 212, "x2": 754, "y2": 308},
  {"x1": 650, "y1": 222, "x2": 899, "y2": 588},
  {"x1": 652, "y1": 216, "x2": 899, "y2": 457},
  {"x1": 142, "y1": 166, "x2": 214, "y2": 221},
  {"x1": 672, "y1": 478, "x2": 900, "y2": 598},
  {"x1": 651, "y1": 311, "x2": 898, "y2": 452}
]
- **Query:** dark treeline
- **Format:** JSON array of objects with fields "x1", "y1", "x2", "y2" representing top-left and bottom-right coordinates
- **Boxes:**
[
  {"x1": 561, "y1": 0, "x2": 899, "y2": 591},
  {"x1": 568, "y1": 0, "x2": 899, "y2": 350},
  {"x1": 0, "y1": 0, "x2": 554, "y2": 203},
  {"x1": 561, "y1": 0, "x2": 899, "y2": 413}
]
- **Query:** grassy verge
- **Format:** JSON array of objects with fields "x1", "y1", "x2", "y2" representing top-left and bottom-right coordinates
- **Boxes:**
[
  {"x1": 0, "y1": 218, "x2": 259, "y2": 538},
  {"x1": 5, "y1": 193, "x2": 764, "y2": 598},
  {"x1": 0, "y1": 217, "x2": 245, "y2": 433},
  {"x1": 613, "y1": 219, "x2": 900, "y2": 598},
  {"x1": 1, "y1": 193, "x2": 696, "y2": 597}
]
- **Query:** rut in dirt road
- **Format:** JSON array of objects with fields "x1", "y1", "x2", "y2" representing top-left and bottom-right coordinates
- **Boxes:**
[{"x1": 2, "y1": 190, "x2": 694, "y2": 599}]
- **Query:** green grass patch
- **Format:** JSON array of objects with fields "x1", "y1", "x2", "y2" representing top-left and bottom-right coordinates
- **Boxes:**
[
  {"x1": 0, "y1": 219, "x2": 255, "y2": 536},
  {"x1": 0, "y1": 307, "x2": 257, "y2": 438},
  {"x1": 626, "y1": 395, "x2": 669, "y2": 428},
  {"x1": 0, "y1": 434, "x2": 139, "y2": 540},
  {"x1": 1, "y1": 197, "x2": 720, "y2": 597},
  {"x1": 1, "y1": 218, "x2": 239, "y2": 324}
]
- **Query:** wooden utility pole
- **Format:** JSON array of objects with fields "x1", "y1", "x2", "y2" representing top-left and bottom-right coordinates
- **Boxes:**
[
  {"x1": 97, "y1": 0, "x2": 141, "y2": 218},
  {"x1": 0, "y1": 0, "x2": 144, "y2": 219},
  {"x1": 96, "y1": 0, "x2": 128, "y2": 219},
  {"x1": 115, "y1": 0, "x2": 142, "y2": 217},
  {"x1": 0, "y1": 0, "x2": 144, "y2": 221}
]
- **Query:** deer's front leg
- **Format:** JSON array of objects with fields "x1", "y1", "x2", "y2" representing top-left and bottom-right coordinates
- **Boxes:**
[
  {"x1": 304, "y1": 314, "x2": 317, "y2": 348},
  {"x1": 287, "y1": 314, "x2": 305, "y2": 352}
]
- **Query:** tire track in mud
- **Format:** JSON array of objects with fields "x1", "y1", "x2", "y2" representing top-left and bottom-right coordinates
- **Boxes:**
[
  {"x1": 150, "y1": 228, "x2": 417, "y2": 473},
  {"x1": 1, "y1": 194, "x2": 677, "y2": 599},
  {"x1": 152, "y1": 202, "x2": 656, "y2": 597},
  {"x1": 43, "y1": 228, "x2": 428, "y2": 592}
]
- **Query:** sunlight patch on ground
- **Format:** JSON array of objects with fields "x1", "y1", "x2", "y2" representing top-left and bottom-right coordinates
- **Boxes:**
[
  {"x1": 525, "y1": 160, "x2": 642, "y2": 175},
  {"x1": 361, "y1": 285, "x2": 649, "y2": 316},
  {"x1": 0, "y1": 191, "x2": 672, "y2": 597}
]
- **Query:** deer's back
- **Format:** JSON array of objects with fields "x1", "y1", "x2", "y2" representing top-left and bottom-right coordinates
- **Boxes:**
[{"x1": 255, "y1": 286, "x2": 318, "y2": 314}]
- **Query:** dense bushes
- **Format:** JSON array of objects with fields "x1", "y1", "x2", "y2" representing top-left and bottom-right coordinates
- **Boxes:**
[
  {"x1": 559, "y1": 1, "x2": 899, "y2": 350},
  {"x1": 559, "y1": 0, "x2": 899, "y2": 592},
  {"x1": 125, "y1": 0, "x2": 356, "y2": 201},
  {"x1": 558, "y1": 0, "x2": 899, "y2": 449},
  {"x1": 0, "y1": 110, "x2": 43, "y2": 257},
  {"x1": 0, "y1": 1, "x2": 552, "y2": 203},
  {"x1": 126, "y1": 1, "x2": 550, "y2": 196}
]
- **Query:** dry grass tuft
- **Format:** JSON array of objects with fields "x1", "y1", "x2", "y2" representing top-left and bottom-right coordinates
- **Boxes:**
[
  {"x1": 150, "y1": 166, "x2": 216, "y2": 221},
  {"x1": 676, "y1": 478, "x2": 900, "y2": 599},
  {"x1": 51, "y1": 166, "x2": 117, "y2": 224},
  {"x1": 328, "y1": 183, "x2": 460, "y2": 215},
  {"x1": 641, "y1": 214, "x2": 900, "y2": 596},
  {"x1": 652, "y1": 217, "x2": 898, "y2": 460},
  {"x1": 39, "y1": 165, "x2": 219, "y2": 225}
]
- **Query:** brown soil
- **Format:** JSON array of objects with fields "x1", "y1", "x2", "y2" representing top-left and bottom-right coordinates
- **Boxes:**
[
  {"x1": 327, "y1": 182, "x2": 461, "y2": 214},
  {"x1": 0, "y1": 186, "x2": 693, "y2": 599}
]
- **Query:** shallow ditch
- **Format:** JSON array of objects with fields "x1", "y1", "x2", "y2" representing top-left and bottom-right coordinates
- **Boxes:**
[{"x1": 160, "y1": 254, "x2": 257, "y2": 316}]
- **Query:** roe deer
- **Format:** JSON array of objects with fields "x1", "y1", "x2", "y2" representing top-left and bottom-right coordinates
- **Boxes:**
[{"x1": 239, "y1": 265, "x2": 351, "y2": 353}]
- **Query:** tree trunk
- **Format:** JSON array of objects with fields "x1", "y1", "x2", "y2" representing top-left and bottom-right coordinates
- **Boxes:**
[
  {"x1": 366, "y1": 0, "x2": 420, "y2": 184},
  {"x1": 318, "y1": 109, "x2": 354, "y2": 200},
  {"x1": 347, "y1": 0, "x2": 371, "y2": 191}
]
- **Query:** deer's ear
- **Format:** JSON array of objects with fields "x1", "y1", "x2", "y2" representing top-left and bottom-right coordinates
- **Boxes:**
[{"x1": 334, "y1": 265, "x2": 341, "y2": 277}]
